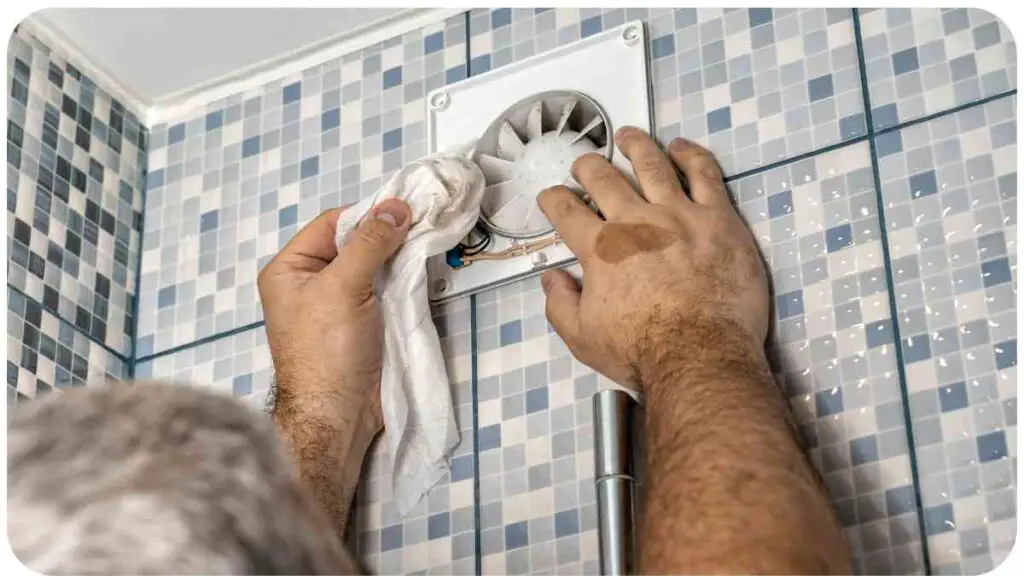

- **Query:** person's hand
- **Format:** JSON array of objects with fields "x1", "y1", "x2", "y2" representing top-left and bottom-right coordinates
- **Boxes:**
[
  {"x1": 537, "y1": 127, "x2": 769, "y2": 390},
  {"x1": 258, "y1": 199, "x2": 412, "y2": 435}
]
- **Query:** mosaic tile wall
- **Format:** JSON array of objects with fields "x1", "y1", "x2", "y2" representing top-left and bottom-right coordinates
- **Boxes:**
[{"x1": 7, "y1": 27, "x2": 143, "y2": 406}]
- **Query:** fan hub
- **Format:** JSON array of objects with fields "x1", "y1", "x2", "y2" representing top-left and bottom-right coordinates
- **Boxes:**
[{"x1": 511, "y1": 130, "x2": 598, "y2": 196}]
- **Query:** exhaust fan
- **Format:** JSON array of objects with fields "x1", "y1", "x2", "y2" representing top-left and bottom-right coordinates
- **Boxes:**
[{"x1": 426, "y1": 21, "x2": 652, "y2": 302}]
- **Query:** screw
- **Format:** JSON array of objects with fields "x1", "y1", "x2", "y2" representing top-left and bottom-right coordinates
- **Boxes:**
[
  {"x1": 429, "y1": 90, "x2": 450, "y2": 111},
  {"x1": 622, "y1": 25, "x2": 641, "y2": 46}
]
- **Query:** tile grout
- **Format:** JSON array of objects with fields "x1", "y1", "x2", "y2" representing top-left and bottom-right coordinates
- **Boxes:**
[
  {"x1": 852, "y1": 8, "x2": 932, "y2": 573},
  {"x1": 128, "y1": 131, "x2": 149, "y2": 379}
]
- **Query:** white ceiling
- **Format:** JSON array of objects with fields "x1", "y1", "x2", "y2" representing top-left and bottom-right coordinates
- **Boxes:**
[{"x1": 35, "y1": 8, "x2": 406, "y2": 104}]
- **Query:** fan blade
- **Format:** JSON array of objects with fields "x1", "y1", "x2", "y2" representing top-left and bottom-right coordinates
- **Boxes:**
[
  {"x1": 555, "y1": 99, "x2": 578, "y2": 136},
  {"x1": 481, "y1": 180, "x2": 520, "y2": 218},
  {"x1": 491, "y1": 194, "x2": 531, "y2": 227},
  {"x1": 571, "y1": 115, "x2": 605, "y2": 144},
  {"x1": 527, "y1": 100, "x2": 544, "y2": 140},
  {"x1": 497, "y1": 120, "x2": 527, "y2": 161},
  {"x1": 523, "y1": 201, "x2": 552, "y2": 232},
  {"x1": 477, "y1": 153, "x2": 515, "y2": 183}
]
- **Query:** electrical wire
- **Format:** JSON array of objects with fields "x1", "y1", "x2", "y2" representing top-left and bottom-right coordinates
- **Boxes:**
[{"x1": 462, "y1": 234, "x2": 562, "y2": 263}]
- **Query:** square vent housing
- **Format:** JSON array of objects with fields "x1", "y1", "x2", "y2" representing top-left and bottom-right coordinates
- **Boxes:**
[{"x1": 425, "y1": 21, "x2": 652, "y2": 302}]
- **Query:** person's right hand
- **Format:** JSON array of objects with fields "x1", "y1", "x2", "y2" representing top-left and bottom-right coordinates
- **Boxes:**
[{"x1": 537, "y1": 127, "x2": 770, "y2": 390}]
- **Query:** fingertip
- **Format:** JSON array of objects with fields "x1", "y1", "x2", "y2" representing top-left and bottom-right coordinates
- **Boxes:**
[{"x1": 372, "y1": 198, "x2": 412, "y2": 230}]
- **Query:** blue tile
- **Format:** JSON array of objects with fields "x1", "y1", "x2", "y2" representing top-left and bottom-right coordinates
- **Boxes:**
[
  {"x1": 321, "y1": 108, "x2": 340, "y2": 131},
  {"x1": 232, "y1": 373, "x2": 252, "y2": 396},
  {"x1": 825, "y1": 223, "x2": 853, "y2": 253},
  {"x1": 500, "y1": 320, "x2": 523, "y2": 346},
  {"x1": 767, "y1": 190, "x2": 793, "y2": 218},
  {"x1": 839, "y1": 113, "x2": 865, "y2": 137},
  {"x1": 875, "y1": 131, "x2": 903, "y2": 158},
  {"x1": 505, "y1": 521, "x2": 529, "y2": 550},
  {"x1": 776, "y1": 290, "x2": 804, "y2": 319},
  {"x1": 981, "y1": 257, "x2": 1012, "y2": 287},
  {"x1": 807, "y1": 74, "x2": 834, "y2": 102},
  {"x1": 157, "y1": 286, "x2": 176, "y2": 309},
  {"x1": 525, "y1": 387, "x2": 549, "y2": 414},
  {"x1": 300, "y1": 156, "x2": 319, "y2": 179},
  {"x1": 168, "y1": 123, "x2": 186, "y2": 144},
  {"x1": 908, "y1": 170, "x2": 938, "y2": 199},
  {"x1": 892, "y1": 48, "x2": 920, "y2": 75},
  {"x1": 205, "y1": 110, "x2": 223, "y2": 131},
  {"x1": 815, "y1": 388, "x2": 844, "y2": 417},
  {"x1": 651, "y1": 34, "x2": 676, "y2": 59},
  {"x1": 885, "y1": 485, "x2": 917, "y2": 516},
  {"x1": 749, "y1": 8, "x2": 773, "y2": 27},
  {"x1": 865, "y1": 319, "x2": 895, "y2": 348},
  {"x1": 137, "y1": 335, "x2": 153, "y2": 357},
  {"x1": 902, "y1": 334, "x2": 932, "y2": 364},
  {"x1": 382, "y1": 66, "x2": 403, "y2": 90},
  {"x1": 279, "y1": 205, "x2": 298, "y2": 228},
  {"x1": 427, "y1": 512, "x2": 450, "y2": 540},
  {"x1": 282, "y1": 82, "x2": 301, "y2": 104},
  {"x1": 479, "y1": 424, "x2": 501, "y2": 451},
  {"x1": 581, "y1": 16, "x2": 602, "y2": 38},
  {"x1": 424, "y1": 31, "x2": 444, "y2": 54},
  {"x1": 491, "y1": 8, "x2": 512, "y2": 29},
  {"x1": 363, "y1": 54, "x2": 382, "y2": 77},
  {"x1": 707, "y1": 107, "x2": 731, "y2": 133},
  {"x1": 938, "y1": 382, "x2": 969, "y2": 412},
  {"x1": 470, "y1": 54, "x2": 492, "y2": 75},
  {"x1": 146, "y1": 169, "x2": 164, "y2": 189},
  {"x1": 554, "y1": 510, "x2": 580, "y2": 538},
  {"x1": 242, "y1": 136, "x2": 260, "y2": 158},
  {"x1": 994, "y1": 339, "x2": 1017, "y2": 370},
  {"x1": 850, "y1": 435, "x2": 879, "y2": 465},
  {"x1": 873, "y1": 103, "x2": 899, "y2": 129},
  {"x1": 199, "y1": 210, "x2": 219, "y2": 233},
  {"x1": 381, "y1": 524, "x2": 403, "y2": 552},
  {"x1": 977, "y1": 431, "x2": 1008, "y2": 462},
  {"x1": 382, "y1": 128, "x2": 403, "y2": 152},
  {"x1": 450, "y1": 454, "x2": 474, "y2": 481},
  {"x1": 445, "y1": 65, "x2": 467, "y2": 85},
  {"x1": 924, "y1": 503, "x2": 955, "y2": 535}
]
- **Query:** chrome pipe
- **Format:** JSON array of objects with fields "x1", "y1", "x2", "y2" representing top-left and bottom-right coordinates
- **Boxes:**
[{"x1": 593, "y1": 389, "x2": 640, "y2": 575}]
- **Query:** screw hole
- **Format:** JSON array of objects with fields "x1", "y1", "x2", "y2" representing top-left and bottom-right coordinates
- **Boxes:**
[
  {"x1": 622, "y1": 25, "x2": 640, "y2": 45},
  {"x1": 430, "y1": 91, "x2": 450, "y2": 111},
  {"x1": 433, "y1": 278, "x2": 450, "y2": 294}
]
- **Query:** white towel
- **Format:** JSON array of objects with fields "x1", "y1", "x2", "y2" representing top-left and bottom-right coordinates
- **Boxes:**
[{"x1": 334, "y1": 153, "x2": 485, "y2": 516}]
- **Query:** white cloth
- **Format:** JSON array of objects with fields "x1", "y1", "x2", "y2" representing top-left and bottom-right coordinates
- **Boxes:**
[{"x1": 334, "y1": 153, "x2": 485, "y2": 516}]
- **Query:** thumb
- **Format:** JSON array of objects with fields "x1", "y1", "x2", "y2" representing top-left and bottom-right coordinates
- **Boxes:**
[
  {"x1": 329, "y1": 199, "x2": 412, "y2": 295},
  {"x1": 542, "y1": 269, "x2": 583, "y2": 346}
]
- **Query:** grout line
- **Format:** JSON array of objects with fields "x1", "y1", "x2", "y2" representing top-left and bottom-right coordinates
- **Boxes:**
[
  {"x1": 128, "y1": 132, "x2": 149, "y2": 378},
  {"x1": 6, "y1": 283, "x2": 131, "y2": 365},
  {"x1": 133, "y1": 320, "x2": 266, "y2": 365},
  {"x1": 852, "y1": 9, "x2": 932, "y2": 573},
  {"x1": 469, "y1": 294, "x2": 483, "y2": 576}
]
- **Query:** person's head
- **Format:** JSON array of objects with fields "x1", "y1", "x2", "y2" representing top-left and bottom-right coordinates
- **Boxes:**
[{"x1": 8, "y1": 382, "x2": 359, "y2": 574}]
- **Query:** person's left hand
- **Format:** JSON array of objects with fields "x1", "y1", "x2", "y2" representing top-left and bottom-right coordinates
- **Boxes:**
[{"x1": 258, "y1": 199, "x2": 412, "y2": 436}]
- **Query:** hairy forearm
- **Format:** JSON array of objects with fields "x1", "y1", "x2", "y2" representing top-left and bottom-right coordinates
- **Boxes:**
[{"x1": 637, "y1": 322, "x2": 851, "y2": 574}]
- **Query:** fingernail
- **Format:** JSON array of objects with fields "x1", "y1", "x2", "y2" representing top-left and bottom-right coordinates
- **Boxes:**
[
  {"x1": 615, "y1": 125, "x2": 637, "y2": 143},
  {"x1": 373, "y1": 201, "x2": 409, "y2": 227},
  {"x1": 375, "y1": 211, "x2": 397, "y2": 226},
  {"x1": 669, "y1": 137, "x2": 688, "y2": 151}
]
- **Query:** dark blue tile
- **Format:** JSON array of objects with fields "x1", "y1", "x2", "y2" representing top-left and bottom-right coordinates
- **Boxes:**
[
  {"x1": 865, "y1": 319, "x2": 895, "y2": 348},
  {"x1": 491, "y1": 8, "x2": 512, "y2": 29},
  {"x1": 470, "y1": 54, "x2": 492, "y2": 75},
  {"x1": 839, "y1": 113, "x2": 865, "y2": 138},
  {"x1": 232, "y1": 373, "x2": 252, "y2": 396},
  {"x1": 651, "y1": 34, "x2": 675, "y2": 59},
  {"x1": 500, "y1": 320, "x2": 523, "y2": 346},
  {"x1": 850, "y1": 435, "x2": 879, "y2": 465},
  {"x1": 707, "y1": 107, "x2": 731, "y2": 133},
  {"x1": 807, "y1": 74, "x2": 834, "y2": 102},
  {"x1": 321, "y1": 108, "x2": 340, "y2": 131},
  {"x1": 776, "y1": 290, "x2": 804, "y2": 319},
  {"x1": 427, "y1": 512, "x2": 450, "y2": 540},
  {"x1": 885, "y1": 485, "x2": 917, "y2": 516},
  {"x1": 892, "y1": 47, "x2": 920, "y2": 75},
  {"x1": 382, "y1": 66, "x2": 403, "y2": 90},
  {"x1": 525, "y1": 387, "x2": 549, "y2": 414},
  {"x1": 505, "y1": 521, "x2": 529, "y2": 549},
  {"x1": 977, "y1": 431, "x2": 1008, "y2": 462},
  {"x1": 479, "y1": 424, "x2": 501, "y2": 451},
  {"x1": 825, "y1": 223, "x2": 853, "y2": 253},
  {"x1": 300, "y1": 156, "x2": 319, "y2": 179},
  {"x1": 380, "y1": 524, "x2": 403, "y2": 552},
  {"x1": 872, "y1": 103, "x2": 899, "y2": 129},
  {"x1": 981, "y1": 257, "x2": 1012, "y2": 287},
  {"x1": 205, "y1": 110, "x2": 223, "y2": 131},
  {"x1": 554, "y1": 510, "x2": 580, "y2": 538},
  {"x1": 815, "y1": 388, "x2": 843, "y2": 416},
  {"x1": 938, "y1": 382, "x2": 969, "y2": 412},
  {"x1": 242, "y1": 136, "x2": 260, "y2": 158},
  {"x1": 875, "y1": 131, "x2": 903, "y2": 158},
  {"x1": 994, "y1": 339, "x2": 1017, "y2": 370},
  {"x1": 450, "y1": 454, "x2": 474, "y2": 481},
  {"x1": 282, "y1": 82, "x2": 301, "y2": 104},
  {"x1": 157, "y1": 286, "x2": 176, "y2": 309},
  {"x1": 424, "y1": 31, "x2": 444, "y2": 54},
  {"x1": 924, "y1": 503, "x2": 955, "y2": 535},
  {"x1": 767, "y1": 190, "x2": 793, "y2": 218},
  {"x1": 749, "y1": 8, "x2": 773, "y2": 27},
  {"x1": 382, "y1": 128, "x2": 403, "y2": 152},
  {"x1": 580, "y1": 16, "x2": 602, "y2": 38},
  {"x1": 908, "y1": 170, "x2": 938, "y2": 199},
  {"x1": 168, "y1": 123, "x2": 186, "y2": 144},
  {"x1": 278, "y1": 205, "x2": 298, "y2": 228},
  {"x1": 902, "y1": 334, "x2": 932, "y2": 364},
  {"x1": 445, "y1": 65, "x2": 467, "y2": 85},
  {"x1": 199, "y1": 210, "x2": 219, "y2": 233},
  {"x1": 146, "y1": 169, "x2": 165, "y2": 189}
]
